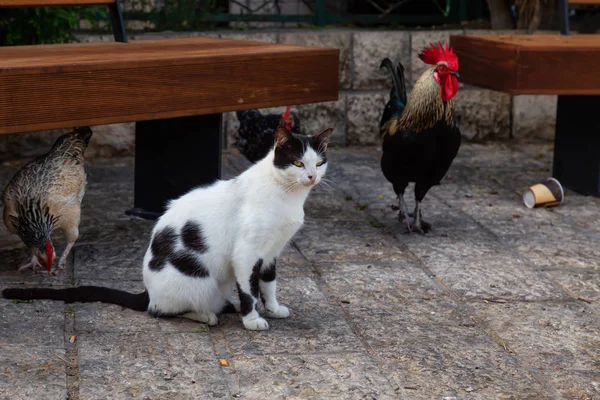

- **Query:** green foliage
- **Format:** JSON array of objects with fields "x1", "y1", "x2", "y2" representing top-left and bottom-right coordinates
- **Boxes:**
[
  {"x1": 151, "y1": 0, "x2": 221, "y2": 31},
  {"x1": 12, "y1": 299, "x2": 33, "y2": 304},
  {"x1": 0, "y1": 6, "x2": 106, "y2": 46}
]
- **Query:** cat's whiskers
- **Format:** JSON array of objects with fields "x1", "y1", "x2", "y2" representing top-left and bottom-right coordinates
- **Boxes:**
[
  {"x1": 320, "y1": 177, "x2": 338, "y2": 188},
  {"x1": 279, "y1": 179, "x2": 300, "y2": 194},
  {"x1": 316, "y1": 178, "x2": 338, "y2": 194},
  {"x1": 315, "y1": 180, "x2": 333, "y2": 193}
]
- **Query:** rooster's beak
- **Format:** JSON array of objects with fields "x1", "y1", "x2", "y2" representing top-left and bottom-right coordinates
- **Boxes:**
[{"x1": 451, "y1": 71, "x2": 460, "y2": 78}]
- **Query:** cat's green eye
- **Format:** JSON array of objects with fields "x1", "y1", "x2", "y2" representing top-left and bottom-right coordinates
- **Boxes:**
[
  {"x1": 293, "y1": 160, "x2": 304, "y2": 167},
  {"x1": 316, "y1": 161, "x2": 324, "y2": 167}
]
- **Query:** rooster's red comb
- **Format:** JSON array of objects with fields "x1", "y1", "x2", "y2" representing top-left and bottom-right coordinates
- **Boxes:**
[
  {"x1": 418, "y1": 42, "x2": 458, "y2": 71},
  {"x1": 282, "y1": 106, "x2": 291, "y2": 122},
  {"x1": 281, "y1": 106, "x2": 292, "y2": 130}
]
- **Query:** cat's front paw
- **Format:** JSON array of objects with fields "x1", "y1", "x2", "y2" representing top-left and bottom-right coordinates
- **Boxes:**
[
  {"x1": 265, "y1": 305, "x2": 290, "y2": 319},
  {"x1": 243, "y1": 317, "x2": 269, "y2": 331}
]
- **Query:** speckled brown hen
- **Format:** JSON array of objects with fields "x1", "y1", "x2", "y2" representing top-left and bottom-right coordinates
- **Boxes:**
[{"x1": 2, "y1": 127, "x2": 93, "y2": 274}]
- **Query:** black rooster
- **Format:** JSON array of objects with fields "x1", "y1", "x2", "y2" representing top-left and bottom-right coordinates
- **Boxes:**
[
  {"x1": 235, "y1": 107, "x2": 301, "y2": 163},
  {"x1": 380, "y1": 43, "x2": 461, "y2": 234}
]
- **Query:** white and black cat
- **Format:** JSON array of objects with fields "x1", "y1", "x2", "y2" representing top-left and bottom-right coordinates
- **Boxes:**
[{"x1": 3, "y1": 126, "x2": 333, "y2": 331}]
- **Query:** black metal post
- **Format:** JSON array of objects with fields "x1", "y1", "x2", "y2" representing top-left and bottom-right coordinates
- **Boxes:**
[
  {"x1": 126, "y1": 114, "x2": 223, "y2": 219},
  {"x1": 108, "y1": 0, "x2": 128, "y2": 43},
  {"x1": 553, "y1": 95, "x2": 600, "y2": 197},
  {"x1": 558, "y1": 0, "x2": 569, "y2": 35}
]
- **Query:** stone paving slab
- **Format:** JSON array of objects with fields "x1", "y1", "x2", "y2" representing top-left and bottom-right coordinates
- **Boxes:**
[
  {"x1": 1, "y1": 143, "x2": 600, "y2": 399},
  {"x1": 403, "y1": 235, "x2": 567, "y2": 300},
  {"x1": 473, "y1": 301, "x2": 600, "y2": 371},
  {"x1": 76, "y1": 218, "x2": 154, "y2": 248},
  {"x1": 0, "y1": 346, "x2": 67, "y2": 400},
  {"x1": 316, "y1": 261, "x2": 445, "y2": 303},
  {"x1": 219, "y1": 299, "x2": 362, "y2": 357},
  {"x1": 77, "y1": 331, "x2": 226, "y2": 399},
  {"x1": 303, "y1": 187, "x2": 366, "y2": 221},
  {"x1": 295, "y1": 219, "x2": 412, "y2": 263},
  {"x1": 373, "y1": 328, "x2": 549, "y2": 399},
  {"x1": 472, "y1": 301, "x2": 600, "y2": 398},
  {"x1": 345, "y1": 299, "x2": 473, "y2": 336},
  {"x1": 0, "y1": 286, "x2": 66, "y2": 348},
  {"x1": 510, "y1": 234, "x2": 600, "y2": 272},
  {"x1": 546, "y1": 269, "x2": 600, "y2": 303},
  {"x1": 275, "y1": 249, "x2": 317, "y2": 278},
  {"x1": 543, "y1": 370, "x2": 600, "y2": 399},
  {"x1": 73, "y1": 243, "x2": 146, "y2": 281},
  {"x1": 229, "y1": 353, "x2": 398, "y2": 400}
]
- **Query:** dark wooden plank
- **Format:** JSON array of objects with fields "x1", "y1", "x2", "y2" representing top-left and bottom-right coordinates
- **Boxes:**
[
  {"x1": 0, "y1": 38, "x2": 339, "y2": 134},
  {"x1": 569, "y1": 0, "x2": 600, "y2": 5},
  {"x1": 450, "y1": 34, "x2": 600, "y2": 95}
]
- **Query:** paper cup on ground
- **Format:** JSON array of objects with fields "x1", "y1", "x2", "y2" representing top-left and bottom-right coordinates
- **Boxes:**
[{"x1": 523, "y1": 178, "x2": 564, "y2": 209}]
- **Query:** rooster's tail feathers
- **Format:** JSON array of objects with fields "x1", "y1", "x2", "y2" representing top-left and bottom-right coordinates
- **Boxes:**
[{"x1": 380, "y1": 58, "x2": 407, "y2": 106}]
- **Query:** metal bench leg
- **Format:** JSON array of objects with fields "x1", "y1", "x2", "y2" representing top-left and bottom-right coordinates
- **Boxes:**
[
  {"x1": 126, "y1": 114, "x2": 223, "y2": 219},
  {"x1": 108, "y1": 0, "x2": 127, "y2": 43},
  {"x1": 558, "y1": 0, "x2": 570, "y2": 34},
  {"x1": 553, "y1": 95, "x2": 600, "y2": 197}
]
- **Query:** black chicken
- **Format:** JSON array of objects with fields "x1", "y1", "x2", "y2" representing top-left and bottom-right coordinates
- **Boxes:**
[
  {"x1": 235, "y1": 106, "x2": 301, "y2": 163},
  {"x1": 379, "y1": 43, "x2": 461, "y2": 234}
]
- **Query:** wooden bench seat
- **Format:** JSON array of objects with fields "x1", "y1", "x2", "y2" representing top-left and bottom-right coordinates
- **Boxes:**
[
  {"x1": 0, "y1": 38, "x2": 338, "y2": 135},
  {"x1": 450, "y1": 30, "x2": 600, "y2": 197},
  {"x1": 449, "y1": 34, "x2": 600, "y2": 95},
  {"x1": 0, "y1": 0, "x2": 339, "y2": 218}
]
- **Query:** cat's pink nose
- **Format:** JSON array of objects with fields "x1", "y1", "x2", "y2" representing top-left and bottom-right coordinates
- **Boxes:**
[{"x1": 308, "y1": 175, "x2": 315, "y2": 184}]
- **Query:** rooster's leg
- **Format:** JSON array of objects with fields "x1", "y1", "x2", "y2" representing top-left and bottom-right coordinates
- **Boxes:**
[
  {"x1": 398, "y1": 195, "x2": 412, "y2": 233},
  {"x1": 18, "y1": 256, "x2": 43, "y2": 273},
  {"x1": 411, "y1": 201, "x2": 432, "y2": 234}
]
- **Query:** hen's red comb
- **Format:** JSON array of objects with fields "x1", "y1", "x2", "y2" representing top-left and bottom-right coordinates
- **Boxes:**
[
  {"x1": 45, "y1": 240, "x2": 53, "y2": 271},
  {"x1": 418, "y1": 42, "x2": 459, "y2": 71}
]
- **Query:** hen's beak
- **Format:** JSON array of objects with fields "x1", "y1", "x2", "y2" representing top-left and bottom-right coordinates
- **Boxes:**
[{"x1": 450, "y1": 71, "x2": 460, "y2": 78}]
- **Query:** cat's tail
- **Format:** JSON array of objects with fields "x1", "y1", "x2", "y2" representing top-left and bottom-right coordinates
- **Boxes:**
[{"x1": 2, "y1": 286, "x2": 149, "y2": 312}]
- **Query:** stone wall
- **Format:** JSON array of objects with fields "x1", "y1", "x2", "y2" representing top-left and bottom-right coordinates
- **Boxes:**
[{"x1": 0, "y1": 28, "x2": 558, "y2": 160}]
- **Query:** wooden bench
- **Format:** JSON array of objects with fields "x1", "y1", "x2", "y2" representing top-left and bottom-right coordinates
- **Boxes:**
[
  {"x1": 450, "y1": 0, "x2": 600, "y2": 197},
  {"x1": 0, "y1": 0, "x2": 339, "y2": 219}
]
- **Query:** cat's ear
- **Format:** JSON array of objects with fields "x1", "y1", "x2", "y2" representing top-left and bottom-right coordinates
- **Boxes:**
[
  {"x1": 275, "y1": 126, "x2": 293, "y2": 148},
  {"x1": 312, "y1": 128, "x2": 334, "y2": 150}
]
